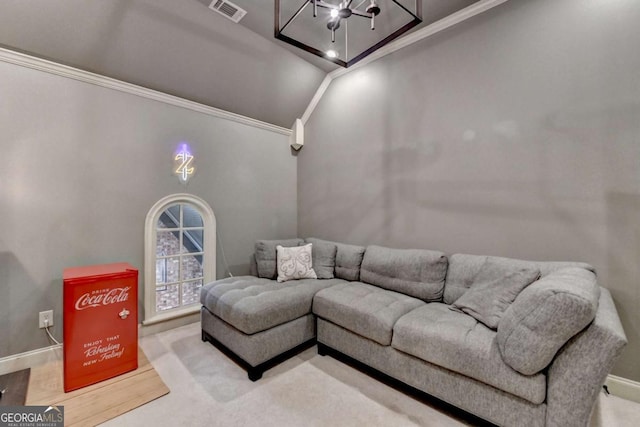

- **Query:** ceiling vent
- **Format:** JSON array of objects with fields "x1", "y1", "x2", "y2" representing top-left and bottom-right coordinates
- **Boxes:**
[{"x1": 209, "y1": 0, "x2": 247, "y2": 23}]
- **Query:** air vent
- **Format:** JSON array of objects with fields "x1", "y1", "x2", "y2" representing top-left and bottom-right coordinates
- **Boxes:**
[{"x1": 209, "y1": 0, "x2": 247, "y2": 23}]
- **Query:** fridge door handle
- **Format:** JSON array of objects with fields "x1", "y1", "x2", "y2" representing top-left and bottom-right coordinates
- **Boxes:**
[{"x1": 119, "y1": 308, "x2": 130, "y2": 319}]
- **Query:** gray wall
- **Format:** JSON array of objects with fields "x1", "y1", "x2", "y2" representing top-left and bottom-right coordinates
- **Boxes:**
[
  {"x1": 299, "y1": 0, "x2": 640, "y2": 381},
  {"x1": 0, "y1": 60, "x2": 297, "y2": 358}
]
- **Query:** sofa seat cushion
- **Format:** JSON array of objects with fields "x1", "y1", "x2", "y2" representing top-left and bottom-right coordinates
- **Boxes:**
[
  {"x1": 392, "y1": 303, "x2": 547, "y2": 405},
  {"x1": 201, "y1": 276, "x2": 345, "y2": 335},
  {"x1": 313, "y1": 282, "x2": 425, "y2": 346}
]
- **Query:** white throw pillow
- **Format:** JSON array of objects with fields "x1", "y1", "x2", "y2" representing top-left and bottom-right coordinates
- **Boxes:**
[{"x1": 276, "y1": 243, "x2": 317, "y2": 282}]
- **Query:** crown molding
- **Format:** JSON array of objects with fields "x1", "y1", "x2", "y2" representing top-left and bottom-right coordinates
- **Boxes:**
[
  {"x1": 301, "y1": 75, "x2": 333, "y2": 125},
  {"x1": 0, "y1": 47, "x2": 292, "y2": 137}
]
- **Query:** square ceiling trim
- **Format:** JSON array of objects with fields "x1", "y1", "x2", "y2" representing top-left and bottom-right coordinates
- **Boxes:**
[{"x1": 275, "y1": 1, "x2": 422, "y2": 68}]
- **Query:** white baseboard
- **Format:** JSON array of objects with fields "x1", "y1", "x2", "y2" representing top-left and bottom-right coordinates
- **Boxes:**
[
  {"x1": 0, "y1": 344, "x2": 63, "y2": 376},
  {"x1": 606, "y1": 375, "x2": 640, "y2": 403},
  {"x1": 0, "y1": 315, "x2": 200, "y2": 375},
  {"x1": 139, "y1": 312, "x2": 200, "y2": 337}
]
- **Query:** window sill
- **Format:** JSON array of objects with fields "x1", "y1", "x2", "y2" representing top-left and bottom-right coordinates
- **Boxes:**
[{"x1": 142, "y1": 305, "x2": 201, "y2": 326}]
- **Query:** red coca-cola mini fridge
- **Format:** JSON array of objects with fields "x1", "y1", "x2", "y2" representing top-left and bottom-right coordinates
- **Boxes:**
[{"x1": 63, "y1": 263, "x2": 138, "y2": 392}]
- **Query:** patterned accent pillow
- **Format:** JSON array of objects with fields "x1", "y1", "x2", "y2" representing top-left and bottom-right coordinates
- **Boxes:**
[{"x1": 276, "y1": 243, "x2": 318, "y2": 283}]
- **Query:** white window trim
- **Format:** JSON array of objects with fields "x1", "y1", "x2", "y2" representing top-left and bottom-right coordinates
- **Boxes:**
[{"x1": 143, "y1": 193, "x2": 216, "y2": 326}]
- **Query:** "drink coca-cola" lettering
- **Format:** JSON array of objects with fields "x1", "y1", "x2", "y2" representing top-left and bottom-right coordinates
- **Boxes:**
[{"x1": 75, "y1": 287, "x2": 130, "y2": 311}]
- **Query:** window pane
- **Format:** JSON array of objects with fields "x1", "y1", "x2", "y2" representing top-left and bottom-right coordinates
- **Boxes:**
[
  {"x1": 157, "y1": 205, "x2": 180, "y2": 229},
  {"x1": 156, "y1": 231, "x2": 181, "y2": 256},
  {"x1": 156, "y1": 284, "x2": 179, "y2": 311},
  {"x1": 181, "y1": 229, "x2": 203, "y2": 253},
  {"x1": 182, "y1": 204, "x2": 203, "y2": 228},
  {"x1": 181, "y1": 254, "x2": 203, "y2": 280},
  {"x1": 156, "y1": 257, "x2": 180, "y2": 284},
  {"x1": 182, "y1": 280, "x2": 203, "y2": 306}
]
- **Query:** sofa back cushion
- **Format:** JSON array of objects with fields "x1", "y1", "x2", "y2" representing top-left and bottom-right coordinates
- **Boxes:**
[
  {"x1": 335, "y1": 242, "x2": 366, "y2": 281},
  {"x1": 360, "y1": 245, "x2": 448, "y2": 302},
  {"x1": 336, "y1": 243, "x2": 365, "y2": 282},
  {"x1": 444, "y1": 253, "x2": 595, "y2": 305},
  {"x1": 304, "y1": 238, "x2": 338, "y2": 279},
  {"x1": 255, "y1": 238, "x2": 304, "y2": 279},
  {"x1": 305, "y1": 238, "x2": 366, "y2": 281},
  {"x1": 496, "y1": 267, "x2": 600, "y2": 375}
]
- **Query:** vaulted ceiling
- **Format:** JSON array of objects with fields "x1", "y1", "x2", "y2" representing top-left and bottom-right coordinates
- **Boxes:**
[{"x1": 0, "y1": 0, "x2": 479, "y2": 128}]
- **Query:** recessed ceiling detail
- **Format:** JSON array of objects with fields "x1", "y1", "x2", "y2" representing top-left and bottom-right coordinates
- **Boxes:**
[{"x1": 275, "y1": 0, "x2": 422, "y2": 68}]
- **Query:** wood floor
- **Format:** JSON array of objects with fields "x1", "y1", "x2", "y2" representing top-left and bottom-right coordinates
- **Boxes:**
[{"x1": 26, "y1": 347, "x2": 169, "y2": 427}]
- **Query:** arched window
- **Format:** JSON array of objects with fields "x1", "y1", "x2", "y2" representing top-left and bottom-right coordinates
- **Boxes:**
[{"x1": 143, "y1": 194, "x2": 216, "y2": 325}]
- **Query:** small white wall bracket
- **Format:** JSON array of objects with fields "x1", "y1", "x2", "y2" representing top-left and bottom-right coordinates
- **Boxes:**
[{"x1": 290, "y1": 118, "x2": 304, "y2": 150}]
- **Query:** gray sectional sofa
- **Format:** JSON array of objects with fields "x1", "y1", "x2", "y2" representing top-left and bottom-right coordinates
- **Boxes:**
[{"x1": 200, "y1": 238, "x2": 627, "y2": 427}]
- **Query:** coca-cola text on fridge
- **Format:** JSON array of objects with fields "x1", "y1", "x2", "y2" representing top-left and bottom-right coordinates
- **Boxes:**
[{"x1": 74, "y1": 287, "x2": 131, "y2": 311}]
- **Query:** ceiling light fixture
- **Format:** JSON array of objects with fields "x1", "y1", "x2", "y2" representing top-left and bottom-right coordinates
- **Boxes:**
[{"x1": 275, "y1": 0, "x2": 422, "y2": 68}]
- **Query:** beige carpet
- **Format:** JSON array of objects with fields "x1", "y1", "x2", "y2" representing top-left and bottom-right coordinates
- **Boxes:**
[
  {"x1": 26, "y1": 347, "x2": 169, "y2": 426},
  {"x1": 100, "y1": 322, "x2": 640, "y2": 427}
]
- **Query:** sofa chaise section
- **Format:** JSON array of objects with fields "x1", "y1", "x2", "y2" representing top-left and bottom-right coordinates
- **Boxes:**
[
  {"x1": 200, "y1": 275, "x2": 345, "y2": 380},
  {"x1": 201, "y1": 276, "x2": 340, "y2": 335},
  {"x1": 200, "y1": 238, "x2": 366, "y2": 380}
]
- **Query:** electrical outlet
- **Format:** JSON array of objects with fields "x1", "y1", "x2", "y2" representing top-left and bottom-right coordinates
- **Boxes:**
[{"x1": 39, "y1": 310, "x2": 54, "y2": 329}]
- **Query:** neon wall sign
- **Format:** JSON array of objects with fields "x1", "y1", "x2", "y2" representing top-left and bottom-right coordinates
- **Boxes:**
[{"x1": 174, "y1": 143, "x2": 195, "y2": 184}]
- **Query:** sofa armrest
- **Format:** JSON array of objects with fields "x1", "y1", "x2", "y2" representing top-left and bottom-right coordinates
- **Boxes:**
[{"x1": 546, "y1": 287, "x2": 627, "y2": 427}]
